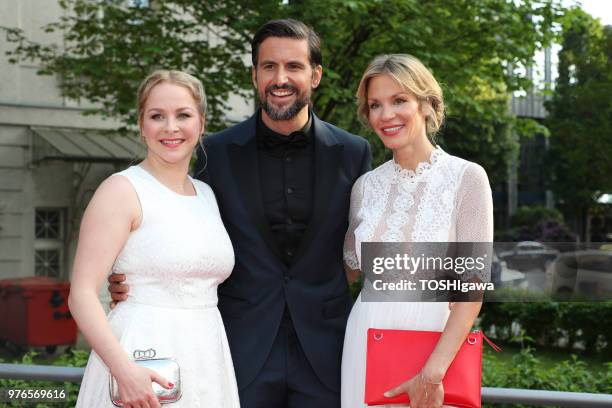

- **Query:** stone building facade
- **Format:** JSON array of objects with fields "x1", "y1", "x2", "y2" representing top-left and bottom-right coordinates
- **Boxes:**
[{"x1": 0, "y1": 0, "x2": 252, "y2": 282}]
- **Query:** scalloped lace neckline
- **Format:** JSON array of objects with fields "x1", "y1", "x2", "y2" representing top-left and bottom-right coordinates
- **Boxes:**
[{"x1": 390, "y1": 147, "x2": 445, "y2": 182}]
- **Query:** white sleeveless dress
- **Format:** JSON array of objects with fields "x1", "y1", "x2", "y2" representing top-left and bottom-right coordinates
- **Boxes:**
[
  {"x1": 340, "y1": 148, "x2": 493, "y2": 407},
  {"x1": 76, "y1": 165, "x2": 240, "y2": 407}
]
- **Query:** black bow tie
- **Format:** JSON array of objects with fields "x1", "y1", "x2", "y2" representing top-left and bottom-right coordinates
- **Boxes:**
[{"x1": 261, "y1": 131, "x2": 309, "y2": 151}]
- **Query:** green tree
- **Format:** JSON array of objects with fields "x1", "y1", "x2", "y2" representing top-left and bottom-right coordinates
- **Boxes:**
[
  {"x1": 3, "y1": 0, "x2": 561, "y2": 181},
  {"x1": 545, "y1": 7, "x2": 612, "y2": 240}
]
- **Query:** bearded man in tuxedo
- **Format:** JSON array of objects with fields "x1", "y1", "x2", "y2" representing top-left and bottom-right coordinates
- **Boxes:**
[{"x1": 110, "y1": 18, "x2": 371, "y2": 408}]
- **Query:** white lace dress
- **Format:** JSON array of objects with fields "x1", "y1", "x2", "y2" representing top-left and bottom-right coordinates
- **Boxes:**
[
  {"x1": 340, "y1": 148, "x2": 493, "y2": 407},
  {"x1": 76, "y1": 166, "x2": 240, "y2": 407}
]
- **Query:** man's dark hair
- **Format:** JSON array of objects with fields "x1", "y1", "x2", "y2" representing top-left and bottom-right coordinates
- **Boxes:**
[{"x1": 251, "y1": 19, "x2": 322, "y2": 68}]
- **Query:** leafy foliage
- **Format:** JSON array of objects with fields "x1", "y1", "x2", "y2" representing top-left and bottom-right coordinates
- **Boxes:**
[
  {"x1": 482, "y1": 347, "x2": 612, "y2": 407},
  {"x1": 496, "y1": 204, "x2": 576, "y2": 241},
  {"x1": 545, "y1": 8, "x2": 612, "y2": 217},
  {"x1": 2, "y1": 0, "x2": 562, "y2": 179},
  {"x1": 511, "y1": 205, "x2": 564, "y2": 227},
  {"x1": 498, "y1": 205, "x2": 576, "y2": 242},
  {"x1": 480, "y1": 301, "x2": 612, "y2": 356},
  {"x1": 0, "y1": 349, "x2": 88, "y2": 407}
]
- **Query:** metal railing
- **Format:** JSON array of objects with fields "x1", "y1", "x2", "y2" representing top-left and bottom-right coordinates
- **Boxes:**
[
  {"x1": 0, "y1": 363, "x2": 83, "y2": 382},
  {"x1": 481, "y1": 387, "x2": 612, "y2": 407},
  {"x1": 1, "y1": 363, "x2": 611, "y2": 407}
]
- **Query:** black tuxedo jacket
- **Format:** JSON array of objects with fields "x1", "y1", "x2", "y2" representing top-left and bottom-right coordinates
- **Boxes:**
[{"x1": 194, "y1": 111, "x2": 371, "y2": 392}]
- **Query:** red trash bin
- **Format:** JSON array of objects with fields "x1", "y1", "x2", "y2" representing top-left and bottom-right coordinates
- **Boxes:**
[{"x1": 0, "y1": 276, "x2": 77, "y2": 350}]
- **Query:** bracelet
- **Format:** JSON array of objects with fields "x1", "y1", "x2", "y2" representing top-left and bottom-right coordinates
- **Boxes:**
[{"x1": 420, "y1": 371, "x2": 443, "y2": 385}]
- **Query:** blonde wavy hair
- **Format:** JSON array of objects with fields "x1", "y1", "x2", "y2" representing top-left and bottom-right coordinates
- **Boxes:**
[{"x1": 356, "y1": 54, "x2": 445, "y2": 140}]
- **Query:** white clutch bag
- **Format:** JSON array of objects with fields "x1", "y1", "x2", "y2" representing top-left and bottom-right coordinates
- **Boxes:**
[{"x1": 109, "y1": 348, "x2": 182, "y2": 406}]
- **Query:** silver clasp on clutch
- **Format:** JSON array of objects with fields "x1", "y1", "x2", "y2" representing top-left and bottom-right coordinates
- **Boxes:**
[
  {"x1": 133, "y1": 348, "x2": 157, "y2": 360},
  {"x1": 373, "y1": 332, "x2": 384, "y2": 341}
]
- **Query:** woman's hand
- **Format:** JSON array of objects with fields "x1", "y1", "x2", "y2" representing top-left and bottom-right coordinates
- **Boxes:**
[
  {"x1": 383, "y1": 372, "x2": 444, "y2": 408},
  {"x1": 113, "y1": 362, "x2": 173, "y2": 408}
]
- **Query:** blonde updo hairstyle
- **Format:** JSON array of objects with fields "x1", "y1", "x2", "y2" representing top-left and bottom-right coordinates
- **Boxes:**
[
  {"x1": 356, "y1": 54, "x2": 444, "y2": 141},
  {"x1": 136, "y1": 70, "x2": 207, "y2": 132}
]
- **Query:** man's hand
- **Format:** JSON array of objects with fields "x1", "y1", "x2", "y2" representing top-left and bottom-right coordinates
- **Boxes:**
[{"x1": 108, "y1": 273, "x2": 129, "y2": 309}]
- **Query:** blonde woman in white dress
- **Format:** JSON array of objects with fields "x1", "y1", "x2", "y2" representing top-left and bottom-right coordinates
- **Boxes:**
[
  {"x1": 69, "y1": 70, "x2": 240, "y2": 407},
  {"x1": 341, "y1": 55, "x2": 493, "y2": 408}
]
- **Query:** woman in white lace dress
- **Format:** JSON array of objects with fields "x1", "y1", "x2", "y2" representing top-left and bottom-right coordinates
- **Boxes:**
[
  {"x1": 341, "y1": 55, "x2": 493, "y2": 407},
  {"x1": 69, "y1": 70, "x2": 240, "y2": 407}
]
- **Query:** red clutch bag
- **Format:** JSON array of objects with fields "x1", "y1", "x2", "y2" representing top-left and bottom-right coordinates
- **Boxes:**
[{"x1": 365, "y1": 328, "x2": 500, "y2": 407}]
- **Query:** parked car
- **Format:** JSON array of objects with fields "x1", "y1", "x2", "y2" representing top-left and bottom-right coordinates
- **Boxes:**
[
  {"x1": 499, "y1": 241, "x2": 559, "y2": 271},
  {"x1": 600, "y1": 243, "x2": 612, "y2": 251},
  {"x1": 547, "y1": 250, "x2": 612, "y2": 299},
  {"x1": 501, "y1": 265, "x2": 526, "y2": 287}
]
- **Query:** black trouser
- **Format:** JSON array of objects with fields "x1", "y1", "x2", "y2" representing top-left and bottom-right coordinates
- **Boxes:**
[{"x1": 239, "y1": 313, "x2": 340, "y2": 408}]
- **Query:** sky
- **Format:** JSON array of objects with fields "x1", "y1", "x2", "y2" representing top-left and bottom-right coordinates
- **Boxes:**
[{"x1": 573, "y1": 0, "x2": 612, "y2": 25}]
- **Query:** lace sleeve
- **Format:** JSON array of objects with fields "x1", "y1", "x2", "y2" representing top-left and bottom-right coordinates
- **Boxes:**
[
  {"x1": 455, "y1": 163, "x2": 493, "y2": 281},
  {"x1": 456, "y1": 163, "x2": 493, "y2": 241},
  {"x1": 343, "y1": 175, "x2": 366, "y2": 270}
]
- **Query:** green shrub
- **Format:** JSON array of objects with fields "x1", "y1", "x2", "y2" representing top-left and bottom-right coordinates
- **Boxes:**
[
  {"x1": 480, "y1": 301, "x2": 612, "y2": 356},
  {"x1": 511, "y1": 205, "x2": 564, "y2": 228},
  {"x1": 497, "y1": 204, "x2": 577, "y2": 242},
  {"x1": 0, "y1": 349, "x2": 88, "y2": 407},
  {"x1": 483, "y1": 348, "x2": 612, "y2": 407}
]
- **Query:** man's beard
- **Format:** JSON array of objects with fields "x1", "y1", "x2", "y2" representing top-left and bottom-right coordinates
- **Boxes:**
[{"x1": 259, "y1": 84, "x2": 311, "y2": 121}]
